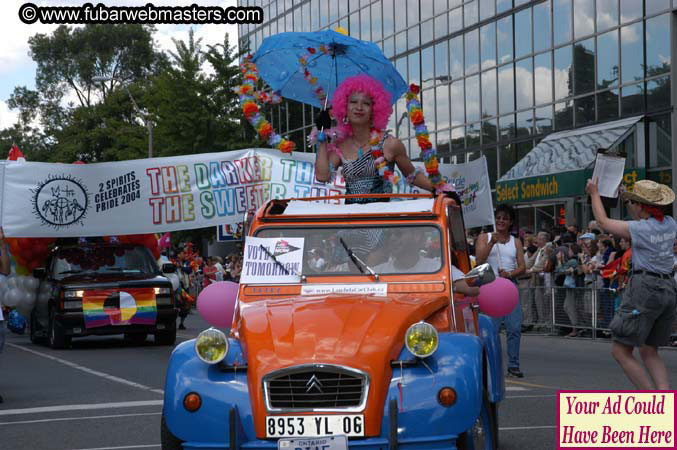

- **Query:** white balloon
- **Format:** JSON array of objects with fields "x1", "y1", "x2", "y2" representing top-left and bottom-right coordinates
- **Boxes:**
[
  {"x1": 19, "y1": 290, "x2": 35, "y2": 306},
  {"x1": 25, "y1": 277, "x2": 39, "y2": 292},
  {"x1": 4, "y1": 288, "x2": 22, "y2": 307},
  {"x1": 6, "y1": 276, "x2": 18, "y2": 290}
]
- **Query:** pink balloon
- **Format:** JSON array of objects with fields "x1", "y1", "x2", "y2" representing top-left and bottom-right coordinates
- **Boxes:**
[
  {"x1": 478, "y1": 277, "x2": 519, "y2": 318},
  {"x1": 197, "y1": 281, "x2": 239, "y2": 328}
]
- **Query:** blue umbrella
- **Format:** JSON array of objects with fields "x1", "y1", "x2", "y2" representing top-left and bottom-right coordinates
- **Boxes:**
[{"x1": 252, "y1": 30, "x2": 407, "y2": 109}]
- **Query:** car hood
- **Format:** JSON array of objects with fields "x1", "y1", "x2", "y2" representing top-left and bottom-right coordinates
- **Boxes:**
[
  {"x1": 57, "y1": 274, "x2": 170, "y2": 288},
  {"x1": 238, "y1": 293, "x2": 448, "y2": 436}
]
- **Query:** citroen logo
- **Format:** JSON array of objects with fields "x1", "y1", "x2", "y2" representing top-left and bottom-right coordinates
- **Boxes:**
[{"x1": 305, "y1": 375, "x2": 324, "y2": 393}]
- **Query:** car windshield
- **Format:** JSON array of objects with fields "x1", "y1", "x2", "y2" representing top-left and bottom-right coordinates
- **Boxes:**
[
  {"x1": 51, "y1": 245, "x2": 159, "y2": 279},
  {"x1": 256, "y1": 225, "x2": 443, "y2": 275}
]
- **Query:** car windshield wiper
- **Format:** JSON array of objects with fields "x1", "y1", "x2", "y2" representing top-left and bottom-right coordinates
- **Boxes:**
[
  {"x1": 339, "y1": 237, "x2": 379, "y2": 281},
  {"x1": 57, "y1": 269, "x2": 85, "y2": 275},
  {"x1": 259, "y1": 245, "x2": 306, "y2": 282}
]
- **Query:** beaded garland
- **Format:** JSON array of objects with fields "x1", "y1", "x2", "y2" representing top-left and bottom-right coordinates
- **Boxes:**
[
  {"x1": 299, "y1": 46, "x2": 331, "y2": 107},
  {"x1": 369, "y1": 128, "x2": 400, "y2": 185},
  {"x1": 405, "y1": 83, "x2": 454, "y2": 193},
  {"x1": 234, "y1": 54, "x2": 296, "y2": 153}
]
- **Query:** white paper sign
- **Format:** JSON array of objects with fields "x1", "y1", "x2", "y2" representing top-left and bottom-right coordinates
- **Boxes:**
[
  {"x1": 301, "y1": 284, "x2": 388, "y2": 297},
  {"x1": 240, "y1": 236, "x2": 305, "y2": 284},
  {"x1": 592, "y1": 153, "x2": 626, "y2": 198}
]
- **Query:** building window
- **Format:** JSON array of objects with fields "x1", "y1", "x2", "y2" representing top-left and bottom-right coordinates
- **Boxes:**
[
  {"x1": 574, "y1": 95, "x2": 595, "y2": 126},
  {"x1": 597, "y1": 89, "x2": 620, "y2": 121},
  {"x1": 647, "y1": 114, "x2": 672, "y2": 169},
  {"x1": 646, "y1": 0, "x2": 671, "y2": 16},
  {"x1": 621, "y1": 22, "x2": 644, "y2": 84},
  {"x1": 515, "y1": 57, "x2": 533, "y2": 110},
  {"x1": 621, "y1": 82, "x2": 643, "y2": 116},
  {"x1": 533, "y1": 1, "x2": 552, "y2": 53},
  {"x1": 553, "y1": 0, "x2": 572, "y2": 45},
  {"x1": 480, "y1": 22, "x2": 497, "y2": 70},
  {"x1": 451, "y1": 79, "x2": 465, "y2": 125},
  {"x1": 597, "y1": 30, "x2": 619, "y2": 89},
  {"x1": 498, "y1": 64, "x2": 515, "y2": 115},
  {"x1": 466, "y1": 75, "x2": 480, "y2": 122},
  {"x1": 555, "y1": 101, "x2": 573, "y2": 129},
  {"x1": 514, "y1": 8, "x2": 532, "y2": 59},
  {"x1": 482, "y1": 68, "x2": 498, "y2": 117},
  {"x1": 534, "y1": 52, "x2": 553, "y2": 105},
  {"x1": 465, "y1": 28, "x2": 480, "y2": 74},
  {"x1": 597, "y1": 0, "x2": 619, "y2": 32},
  {"x1": 480, "y1": 0, "x2": 496, "y2": 22},
  {"x1": 573, "y1": 38, "x2": 595, "y2": 95},
  {"x1": 573, "y1": 0, "x2": 594, "y2": 39},
  {"x1": 647, "y1": 75, "x2": 671, "y2": 111},
  {"x1": 620, "y1": 0, "x2": 642, "y2": 24},
  {"x1": 646, "y1": 14, "x2": 671, "y2": 77},
  {"x1": 554, "y1": 45, "x2": 573, "y2": 100}
]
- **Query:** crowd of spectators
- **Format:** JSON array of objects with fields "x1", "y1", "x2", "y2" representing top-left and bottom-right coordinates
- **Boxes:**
[{"x1": 467, "y1": 220, "x2": 677, "y2": 340}]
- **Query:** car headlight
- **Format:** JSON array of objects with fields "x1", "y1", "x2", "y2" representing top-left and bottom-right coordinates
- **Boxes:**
[
  {"x1": 64, "y1": 290, "x2": 84, "y2": 298},
  {"x1": 154, "y1": 287, "x2": 171, "y2": 295},
  {"x1": 405, "y1": 321, "x2": 439, "y2": 358},
  {"x1": 195, "y1": 328, "x2": 229, "y2": 365}
]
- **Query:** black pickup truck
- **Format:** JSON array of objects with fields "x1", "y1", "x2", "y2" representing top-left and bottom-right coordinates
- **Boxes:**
[{"x1": 31, "y1": 242, "x2": 177, "y2": 348}]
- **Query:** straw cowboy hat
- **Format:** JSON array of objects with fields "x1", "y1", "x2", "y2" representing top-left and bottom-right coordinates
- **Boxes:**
[{"x1": 621, "y1": 180, "x2": 675, "y2": 206}]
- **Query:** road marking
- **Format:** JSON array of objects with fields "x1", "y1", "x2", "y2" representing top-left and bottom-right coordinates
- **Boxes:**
[
  {"x1": 7, "y1": 343, "x2": 164, "y2": 395},
  {"x1": 0, "y1": 411, "x2": 161, "y2": 425},
  {"x1": 505, "y1": 386, "x2": 528, "y2": 391},
  {"x1": 506, "y1": 379, "x2": 558, "y2": 389},
  {"x1": 69, "y1": 445, "x2": 159, "y2": 450},
  {"x1": 500, "y1": 425, "x2": 557, "y2": 430},
  {"x1": 0, "y1": 400, "x2": 164, "y2": 416},
  {"x1": 506, "y1": 394, "x2": 558, "y2": 399}
]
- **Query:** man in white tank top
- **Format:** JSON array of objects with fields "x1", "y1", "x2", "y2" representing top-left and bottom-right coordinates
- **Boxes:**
[{"x1": 475, "y1": 205, "x2": 526, "y2": 377}]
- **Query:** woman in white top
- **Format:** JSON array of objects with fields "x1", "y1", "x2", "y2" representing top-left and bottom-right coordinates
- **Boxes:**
[{"x1": 475, "y1": 204, "x2": 526, "y2": 377}]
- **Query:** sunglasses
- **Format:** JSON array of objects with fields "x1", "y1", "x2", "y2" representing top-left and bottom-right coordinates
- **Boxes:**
[{"x1": 624, "y1": 200, "x2": 634, "y2": 206}]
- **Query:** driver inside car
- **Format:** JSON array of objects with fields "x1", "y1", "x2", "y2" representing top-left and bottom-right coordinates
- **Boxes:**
[{"x1": 373, "y1": 229, "x2": 440, "y2": 274}]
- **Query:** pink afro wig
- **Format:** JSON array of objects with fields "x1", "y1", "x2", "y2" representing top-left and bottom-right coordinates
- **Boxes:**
[{"x1": 332, "y1": 74, "x2": 392, "y2": 137}]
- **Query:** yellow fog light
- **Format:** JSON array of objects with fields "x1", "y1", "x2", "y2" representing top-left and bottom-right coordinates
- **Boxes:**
[
  {"x1": 195, "y1": 328, "x2": 228, "y2": 364},
  {"x1": 405, "y1": 321, "x2": 439, "y2": 358}
]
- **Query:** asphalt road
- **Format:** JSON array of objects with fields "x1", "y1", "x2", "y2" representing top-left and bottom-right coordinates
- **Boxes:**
[{"x1": 1, "y1": 314, "x2": 676, "y2": 450}]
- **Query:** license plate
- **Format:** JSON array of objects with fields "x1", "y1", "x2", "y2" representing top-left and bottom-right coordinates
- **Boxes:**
[
  {"x1": 266, "y1": 415, "x2": 364, "y2": 438},
  {"x1": 278, "y1": 435, "x2": 348, "y2": 450}
]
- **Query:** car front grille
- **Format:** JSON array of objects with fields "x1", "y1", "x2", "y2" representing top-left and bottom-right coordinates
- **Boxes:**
[{"x1": 264, "y1": 365, "x2": 369, "y2": 412}]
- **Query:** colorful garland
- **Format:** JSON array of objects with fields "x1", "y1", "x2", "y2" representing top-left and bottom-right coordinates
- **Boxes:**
[
  {"x1": 234, "y1": 54, "x2": 295, "y2": 153},
  {"x1": 370, "y1": 128, "x2": 400, "y2": 185},
  {"x1": 299, "y1": 46, "x2": 331, "y2": 107},
  {"x1": 405, "y1": 84, "x2": 454, "y2": 193}
]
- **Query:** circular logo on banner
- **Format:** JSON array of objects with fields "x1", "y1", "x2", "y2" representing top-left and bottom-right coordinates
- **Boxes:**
[{"x1": 32, "y1": 175, "x2": 90, "y2": 227}]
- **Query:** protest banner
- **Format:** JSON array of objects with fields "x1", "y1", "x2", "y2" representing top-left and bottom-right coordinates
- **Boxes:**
[{"x1": 1, "y1": 148, "x2": 492, "y2": 237}]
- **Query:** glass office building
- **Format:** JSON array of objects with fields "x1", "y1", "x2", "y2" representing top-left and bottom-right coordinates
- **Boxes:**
[{"x1": 238, "y1": 0, "x2": 675, "y2": 231}]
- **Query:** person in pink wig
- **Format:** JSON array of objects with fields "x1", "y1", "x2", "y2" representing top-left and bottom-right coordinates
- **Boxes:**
[{"x1": 314, "y1": 74, "x2": 434, "y2": 204}]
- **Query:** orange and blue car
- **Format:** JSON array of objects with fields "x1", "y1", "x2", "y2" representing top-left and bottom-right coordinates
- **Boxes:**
[{"x1": 162, "y1": 193, "x2": 505, "y2": 450}]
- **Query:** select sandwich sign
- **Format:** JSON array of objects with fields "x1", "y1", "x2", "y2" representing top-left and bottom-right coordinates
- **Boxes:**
[{"x1": 496, "y1": 168, "x2": 644, "y2": 204}]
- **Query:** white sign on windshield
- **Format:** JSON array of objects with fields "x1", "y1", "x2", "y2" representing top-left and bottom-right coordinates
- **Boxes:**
[{"x1": 240, "y1": 237, "x2": 305, "y2": 284}]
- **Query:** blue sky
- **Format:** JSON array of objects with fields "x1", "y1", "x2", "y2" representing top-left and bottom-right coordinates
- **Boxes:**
[{"x1": 0, "y1": 0, "x2": 239, "y2": 131}]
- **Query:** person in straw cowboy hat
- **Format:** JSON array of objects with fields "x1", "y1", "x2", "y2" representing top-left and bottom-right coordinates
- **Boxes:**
[{"x1": 585, "y1": 177, "x2": 676, "y2": 390}]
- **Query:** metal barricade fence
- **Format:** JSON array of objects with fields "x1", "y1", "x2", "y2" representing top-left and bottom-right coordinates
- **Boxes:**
[{"x1": 519, "y1": 278, "x2": 677, "y2": 342}]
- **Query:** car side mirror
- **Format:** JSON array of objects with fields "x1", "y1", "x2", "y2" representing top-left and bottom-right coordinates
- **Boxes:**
[
  {"x1": 458, "y1": 263, "x2": 495, "y2": 285},
  {"x1": 33, "y1": 267, "x2": 47, "y2": 279},
  {"x1": 161, "y1": 263, "x2": 176, "y2": 273}
]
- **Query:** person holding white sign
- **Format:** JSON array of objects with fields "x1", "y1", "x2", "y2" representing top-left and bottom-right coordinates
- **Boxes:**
[
  {"x1": 586, "y1": 178, "x2": 677, "y2": 390},
  {"x1": 314, "y1": 75, "x2": 434, "y2": 203}
]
